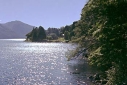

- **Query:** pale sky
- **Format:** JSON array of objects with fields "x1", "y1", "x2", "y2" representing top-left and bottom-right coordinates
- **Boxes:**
[{"x1": 0, "y1": 0, "x2": 88, "y2": 29}]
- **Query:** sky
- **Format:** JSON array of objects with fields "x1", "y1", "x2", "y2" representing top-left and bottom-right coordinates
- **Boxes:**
[{"x1": 0, "y1": 0, "x2": 88, "y2": 29}]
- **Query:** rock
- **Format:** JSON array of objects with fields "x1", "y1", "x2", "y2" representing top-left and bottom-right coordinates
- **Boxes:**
[
  {"x1": 88, "y1": 76, "x2": 94, "y2": 82},
  {"x1": 70, "y1": 72, "x2": 80, "y2": 74}
]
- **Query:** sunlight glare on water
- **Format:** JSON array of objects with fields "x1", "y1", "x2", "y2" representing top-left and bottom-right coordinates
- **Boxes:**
[{"x1": 0, "y1": 39, "x2": 93, "y2": 85}]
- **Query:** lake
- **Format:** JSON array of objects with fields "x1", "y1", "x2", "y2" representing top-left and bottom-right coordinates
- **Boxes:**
[{"x1": 0, "y1": 39, "x2": 95, "y2": 85}]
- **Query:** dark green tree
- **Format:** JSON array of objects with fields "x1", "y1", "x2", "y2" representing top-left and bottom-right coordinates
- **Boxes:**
[
  {"x1": 49, "y1": 33, "x2": 58, "y2": 40},
  {"x1": 67, "y1": 0, "x2": 127, "y2": 84},
  {"x1": 26, "y1": 26, "x2": 46, "y2": 42},
  {"x1": 31, "y1": 28, "x2": 38, "y2": 42},
  {"x1": 85, "y1": 0, "x2": 127, "y2": 84},
  {"x1": 37, "y1": 26, "x2": 46, "y2": 41},
  {"x1": 64, "y1": 31, "x2": 69, "y2": 40}
]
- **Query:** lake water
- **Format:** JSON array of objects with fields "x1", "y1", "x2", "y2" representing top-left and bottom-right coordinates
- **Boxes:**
[{"x1": 0, "y1": 39, "x2": 95, "y2": 85}]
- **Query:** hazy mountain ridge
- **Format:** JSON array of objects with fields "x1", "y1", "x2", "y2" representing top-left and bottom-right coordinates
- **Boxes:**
[{"x1": 0, "y1": 20, "x2": 34, "y2": 39}]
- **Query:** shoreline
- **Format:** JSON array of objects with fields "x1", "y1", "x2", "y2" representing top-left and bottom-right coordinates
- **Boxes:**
[{"x1": 25, "y1": 38, "x2": 70, "y2": 43}]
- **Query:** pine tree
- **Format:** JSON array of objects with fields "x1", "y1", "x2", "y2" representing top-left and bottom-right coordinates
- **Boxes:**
[{"x1": 37, "y1": 26, "x2": 46, "y2": 41}]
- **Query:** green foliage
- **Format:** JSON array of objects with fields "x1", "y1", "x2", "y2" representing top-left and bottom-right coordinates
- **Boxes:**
[
  {"x1": 31, "y1": 28, "x2": 38, "y2": 42},
  {"x1": 47, "y1": 27, "x2": 60, "y2": 37},
  {"x1": 66, "y1": 0, "x2": 127, "y2": 84},
  {"x1": 47, "y1": 36, "x2": 52, "y2": 40},
  {"x1": 64, "y1": 31, "x2": 69, "y2": 40},
  {"x1": 26, "y1": 26, "x2": 46, "y2": 42},
  {"x1": 47, "y1": 33, "x2": 58, "y2": 40},
  {"x1": 86, "y1": 0, "x2": 127, "y2": 84},
  {"x1": 37, "y1": 26, "x2": 46, "y2": 41},
  {"x1": 59, "y1": 22, "x2": 78, "y2": 41},
  {"x1": 65, "y1": 46, "x2": 81, "y2": 61}
]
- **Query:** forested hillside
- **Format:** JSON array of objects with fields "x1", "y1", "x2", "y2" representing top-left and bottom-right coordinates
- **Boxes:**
[{"x1": 66, "y1": 0, "x2": 127, "y2": 84}]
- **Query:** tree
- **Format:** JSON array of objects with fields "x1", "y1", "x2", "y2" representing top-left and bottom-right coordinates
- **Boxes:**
[
  {"x1": 68, "y1": 0, "x2": 127, "y2": 84},
  {"x1": 64, "y1": 31, "x2": 69, "y2": 40},
  {"x1": 37, "y1": 26, "x2": 46, "y2": 41},
  {"x1": 49, "y1": 33, "x2": 58, "y2": 40},
  {"x1": 86, "y1": 0, "x2": 127, "y2": 84},
  {"x1": 26, "y1": 26, "x2": 46, "y2": 42},
  {"x1": 31, "y1": 28, "x2": 38, "y2": 42},
  {"x1": 47, "y1": 27, "x2": 60, "y2": 37}
]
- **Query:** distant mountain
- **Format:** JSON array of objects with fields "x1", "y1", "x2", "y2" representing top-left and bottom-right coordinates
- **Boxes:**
[
  {"x1": 0, "y1": 20, "x2": 34, "y2": 39},
  {"x1": 0, "y1": 24, "x2": 20, "y2": 39}
]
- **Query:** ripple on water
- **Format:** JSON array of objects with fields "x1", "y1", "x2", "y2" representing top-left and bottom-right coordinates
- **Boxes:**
[{"x1": 0, "y1": 39, "x2": 95, "y2": 85}]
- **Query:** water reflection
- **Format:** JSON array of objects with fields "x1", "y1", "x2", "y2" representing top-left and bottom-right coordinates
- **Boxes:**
[{"x1": 0, "y1": 39, "x2": 94, "y2": 85}]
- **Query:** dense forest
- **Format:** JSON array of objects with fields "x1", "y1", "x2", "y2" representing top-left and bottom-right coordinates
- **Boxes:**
[
  {"x1": 26, "y1": 0, "x2": 127, "y2": 84},
  {"x1": 69, "y1": 0, "x2": 127, "y2": 85},
  {"x1": 26, "y1": 26, "x2": 62, "y2": 42}
]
